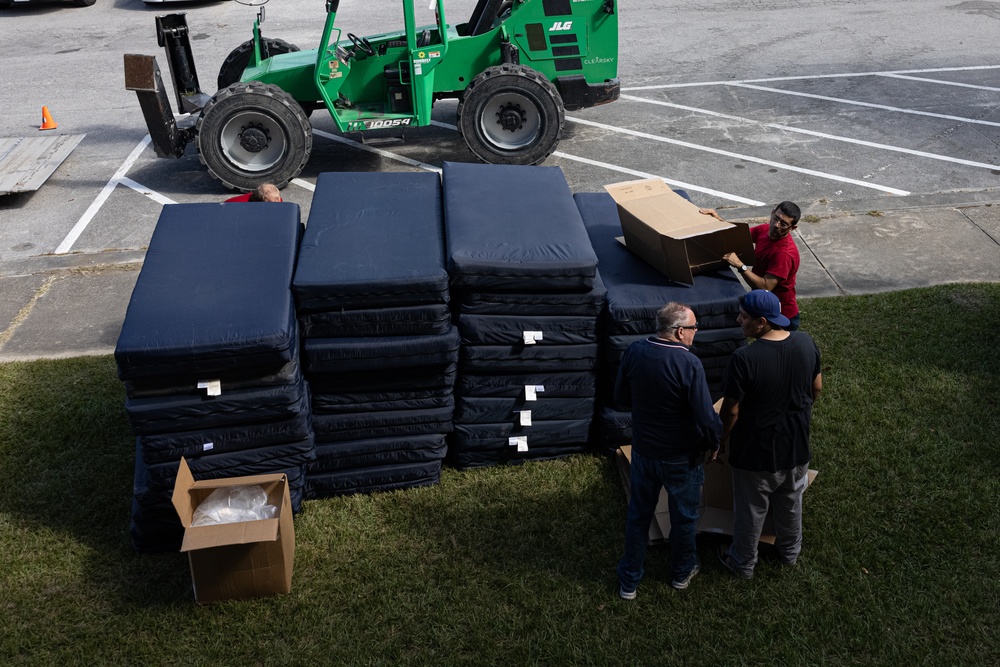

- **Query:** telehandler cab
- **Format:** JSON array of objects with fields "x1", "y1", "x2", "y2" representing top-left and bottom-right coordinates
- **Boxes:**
[{"x1": 124, "y1": 0, "x2": 619, "y2": 191}]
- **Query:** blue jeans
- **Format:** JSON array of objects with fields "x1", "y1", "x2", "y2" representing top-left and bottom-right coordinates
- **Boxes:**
[
  {"x1": 787, "y1": 314, "x2": 800, "y2": 331},
  {"x1": 618, "y1": 450, "x2": 704, "y2": 591}
]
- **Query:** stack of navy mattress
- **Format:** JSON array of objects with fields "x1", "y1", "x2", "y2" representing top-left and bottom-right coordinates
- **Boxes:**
[
  {"x1": 443, "y1": 162, "x2": 604, "y2": 469},
  {"x1": 116, "y1": 203, "x2": 315, "y2": 553},
  {"x1": 293, "y1": 172, "x2": 459, "y2": 497},
  {"x1": 574, "y1": 192, "x2": 747, "y2": 452}
]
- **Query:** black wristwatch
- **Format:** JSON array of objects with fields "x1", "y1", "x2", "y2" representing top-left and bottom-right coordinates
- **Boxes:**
[{"x1": 739, "y1": 264, "x2": 748, "y2": 273}]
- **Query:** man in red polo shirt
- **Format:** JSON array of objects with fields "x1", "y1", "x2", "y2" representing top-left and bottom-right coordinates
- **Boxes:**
[
  {"x1": 224, "y1": 183, "x2": 282, "y2": 203},
  {"x1": 700, "y1": 202, "x2": 802, "y2": 331}
]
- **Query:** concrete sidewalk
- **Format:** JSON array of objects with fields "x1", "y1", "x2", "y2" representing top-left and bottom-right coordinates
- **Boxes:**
[{"x1": 2, "y1": 203, "x2": 999, "y2": 362}]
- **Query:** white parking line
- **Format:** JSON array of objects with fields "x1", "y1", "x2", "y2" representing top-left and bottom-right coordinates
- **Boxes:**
[
  {"x1": 565, "y1": 116, "x2": 910, "y2": 196},
  {"x1": 728, "y1": 83, "x2": 1000, "y2": 128},
  {"x1": 621, "y1": 94, "x2": 1000, "y2": 171},
  {"x1": 622, "y1": 64, "x2": 1000, "y2": 90},
  {"x1": 876, "y1": 73, "x2": 1000, "y2": 92},
  {"x1": 551, "y1": 152, "x2": 766, "y2": 206},
  {"x1": 118, "y1": 177, "x2": 176, "y2": 205},
  {"x1": 430, "y1": 120, "x2": 765, "y2": 204},
  {"x1": 55, "y1": 136, "x2": 152, "y2": 255}
]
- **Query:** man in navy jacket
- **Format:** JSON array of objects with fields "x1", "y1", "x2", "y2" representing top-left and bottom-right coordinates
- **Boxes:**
[{"x1": 615, "y1": 302, "x2": 722, "y2": 598}]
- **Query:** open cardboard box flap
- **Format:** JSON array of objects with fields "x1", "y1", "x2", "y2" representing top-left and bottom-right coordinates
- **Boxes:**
[
  {"x1": 170, "y1": 457, "x2": 295, "y2": 603},
  {"x1": 605, "y1": 178, "x2": 755, "y2": 284},
  {"x1": 172, "y1": 457, "x2": 286, "y2": 551}
]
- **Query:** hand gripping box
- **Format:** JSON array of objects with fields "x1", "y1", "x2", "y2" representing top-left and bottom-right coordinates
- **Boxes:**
[
  {"x1": 171, "y1": 458, "x2": 295, "y2": 603},
  {"x1": 604, "y1": 179, "x2": 755, "y2": 285}
]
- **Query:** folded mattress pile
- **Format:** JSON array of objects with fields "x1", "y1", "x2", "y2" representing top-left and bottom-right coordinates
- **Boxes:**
[
  {"x1": 574, "y1": 192, "x2": 747, "y2": 452},
  {"x1": 443, "y1": 162, "x2": 604, "y2": 469},
  {"x1": 116, "y1": 203, "x2": 315, "y2": 553},
  {"x1": 293, "y1": 172, "x2": 458, "y2": 497}
]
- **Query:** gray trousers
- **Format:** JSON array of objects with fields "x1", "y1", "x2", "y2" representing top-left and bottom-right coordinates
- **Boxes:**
[{"x1": 727, "y1": 463, "x2": 809, "y2": 577}]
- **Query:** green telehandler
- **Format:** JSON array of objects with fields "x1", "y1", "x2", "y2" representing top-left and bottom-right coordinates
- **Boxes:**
[{"x1": 124, "y1": 0, "x2": 619, "y2": 191}]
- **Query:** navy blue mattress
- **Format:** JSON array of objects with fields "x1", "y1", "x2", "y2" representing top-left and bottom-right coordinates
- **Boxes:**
[
  {"x1": 455, "y1": 395, "x2": 595, "y2": 423},
  {"x1": 448, "y1": 442, "x2": 587, "y2": 470},
  {"x1": 306, "y1": 460, "x2": 442, "y2": 498},
  {"x1": 458, "y1": 314, "x2": 599, "y2": 346},
  {"x1": 455, "y1": 275, "x2": 607, "y2": 316},
  {"x1": 115, "y1": 203, "x2": 301, "y2": 380},
  {"x1": 304, "y1": 327, "x2": 460, "y2": 373},
  {"x1": 313, "y1": 404, "x2": 454, "y2": 431},
  {"x1": 309, "y1": 434, "x2": 448, "y2": 472},
  {"x1": 125, "y1": 378, "x2": 308, "y2": 435},
  {"x1": 460, "y1": 344, "x2": 599, "y2": 372},
  {"x1": 604, "y1": 328, "x2": 746, "y2": 363},
  {"x1": 134, "y1": 437, "x2": 313, "y2": 507},
  {"x1": 309, "y1": 363, "x2": 458, "y2": 393},
  {"x1": 313, "y1": 405, "x2": 454, "y2": 442},
  {"x1": 123, "y1": 345, "x2": 301, "y2": 399},
  {"x1": 138, "y1": 413, "x2": 313, "y2": 465},
  {"x1": 300, "y1": 304, "x2": 452, "y2": 338},
  {"x1": 574, "y1": 192, "x2": 746, "y2": 335},
  {"x1": 596, "y1": 406, "x2": 632, "y2": 443},
  {"x1": 457, "y1": 371, "x2": 596, "y2": 398},
  {"x1": 313, "y1": 388, "x2": 454, "y2": 415},
  {"x1": 443, "y1": 162, "x2": 598, "y2": 291},
  {"x1": 293, "y1": 172, "x2": 449, "y2": 311},
  {"x1": 450, "y1": 418, "x2": 592, "y2": 447}
]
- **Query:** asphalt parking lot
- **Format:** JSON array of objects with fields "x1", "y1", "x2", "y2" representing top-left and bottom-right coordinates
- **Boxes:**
[{"x1": 1, "y1": 0, "x2": 1000, "y2": 360}]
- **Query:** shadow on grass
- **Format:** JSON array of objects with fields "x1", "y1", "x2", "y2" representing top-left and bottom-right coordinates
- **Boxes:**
[{"x1": 0, "y1": 356, "x2": 194, "y2": 609}]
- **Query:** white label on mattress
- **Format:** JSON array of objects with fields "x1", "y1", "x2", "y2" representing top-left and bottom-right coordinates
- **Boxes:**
[
  {"x1": 517, "y1": 410, "x2": 532, "y2": 426},
  {"x1": 509, "y1": 436, "x2": 528, "y2": 451},
  {"x1": 197, "y1": 380, "x2": 222, "y2": 396},
  {"x1": 522, "y1": 330, "x2": 544, "y2": 345},
  {"x1": 524, "y1": 385, "x2": 537, "y2": 401},
  {"x1": 202, "y1": 442, "x2": 214, "y2": 452}
]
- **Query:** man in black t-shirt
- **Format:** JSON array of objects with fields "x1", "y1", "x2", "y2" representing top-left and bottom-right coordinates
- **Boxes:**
[{"x1": 716, "y1": 290, "x2": 822, "y2": 579}]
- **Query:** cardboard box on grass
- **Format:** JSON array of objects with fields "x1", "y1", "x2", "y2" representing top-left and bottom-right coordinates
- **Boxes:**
[
  {"x1": 616, "y1": 445, "x2": 818, "y2": 544},
  {"x1": 171, "y1": 457, "x2": 294, "y2": 604},
  {"x1": 605, "y1": 178, "x2": 755, "y2": 285}
]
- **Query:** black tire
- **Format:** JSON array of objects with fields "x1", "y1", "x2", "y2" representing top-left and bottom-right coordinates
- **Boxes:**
[
  {"x1": 217, "y1": 39, "x2": 300, "y2": 90},
  {"x1": 457, "y1": 64, "x2": 565, "y2": 165},
  {"x1": 195, "y1": 81, "x2": 312, "y2": 191},
  {"x1": 72, "y1": 0, "x2": 96, "y2": 6}
]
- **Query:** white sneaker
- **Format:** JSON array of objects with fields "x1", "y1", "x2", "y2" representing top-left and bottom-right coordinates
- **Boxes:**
[{"x1": 670, "y1": 564, "x2": 701, "y2": 590}]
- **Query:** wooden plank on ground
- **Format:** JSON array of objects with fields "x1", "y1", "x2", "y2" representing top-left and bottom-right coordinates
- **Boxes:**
[{"x1": 0, "y1": 134, "x2": 86, "y2": 195}]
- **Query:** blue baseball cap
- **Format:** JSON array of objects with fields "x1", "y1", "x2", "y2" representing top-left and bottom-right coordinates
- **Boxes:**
[{"x1": 740, "y1": 290, "x2": 790, "y2": 328}]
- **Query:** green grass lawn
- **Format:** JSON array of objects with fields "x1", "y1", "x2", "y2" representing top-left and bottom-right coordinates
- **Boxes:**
[{"x1": 1, "y1": 284, "x2": 998, "y2": 666}]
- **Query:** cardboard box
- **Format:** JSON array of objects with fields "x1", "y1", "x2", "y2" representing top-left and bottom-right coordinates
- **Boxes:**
[
  {"x1": 171, "y1": 458, "x2": 295, "y2": 603},
  {"x1": 604, "y1": 178, "x2": 755, "y2": 285},
  {"x1": 616, "y1": 445, "x2": 818, "y2": 544}
]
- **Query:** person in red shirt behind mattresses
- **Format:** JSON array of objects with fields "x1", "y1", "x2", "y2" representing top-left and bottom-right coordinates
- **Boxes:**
[
  {"x1": 224, "y1": 183, "x2": 282, "y2": 203},
  {"x1": 699, "y1": 202, "x2": 802, "y2": 331}
]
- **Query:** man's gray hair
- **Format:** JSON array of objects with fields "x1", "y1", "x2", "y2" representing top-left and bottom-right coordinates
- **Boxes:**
[
  {"x1": 656, "y1": 302, "x2": 692, "y2": 336},
  {"x1": 249, "y1": 183, "x2": 281, "y2": 202}
]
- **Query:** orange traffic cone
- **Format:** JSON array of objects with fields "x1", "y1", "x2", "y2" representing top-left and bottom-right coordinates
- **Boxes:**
[{"x1": 40, "y1": 106, "x2": 58, "y2": 131}]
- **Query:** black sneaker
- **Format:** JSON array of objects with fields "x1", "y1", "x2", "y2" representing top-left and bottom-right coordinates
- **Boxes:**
[
  {"x1": 670, "y1": 564, "x2": 701, "y2": 590},
  {"x1": 619, "y1": 585, "x2": 637, "y2": 601},
  {"x1": 718, "y1": 545, "x2": 753, "y2": 580}
]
